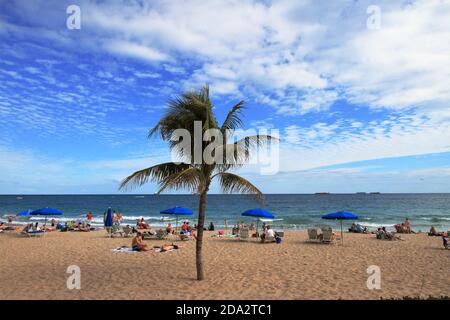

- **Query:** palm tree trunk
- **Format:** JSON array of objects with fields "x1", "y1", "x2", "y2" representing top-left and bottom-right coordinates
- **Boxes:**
[{"x1": 196, "y1": 189, "x2": 207, "y2": 280}]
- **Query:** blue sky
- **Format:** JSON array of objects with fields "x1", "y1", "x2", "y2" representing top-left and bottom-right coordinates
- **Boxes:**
[{"x1": 0, "y1": 0, "x2": 449, "y2": 194}]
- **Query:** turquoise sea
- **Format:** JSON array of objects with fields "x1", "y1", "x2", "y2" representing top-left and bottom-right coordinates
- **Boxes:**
[{"x1": 1, "y1": 194, "x2": 449, "y2": 232}]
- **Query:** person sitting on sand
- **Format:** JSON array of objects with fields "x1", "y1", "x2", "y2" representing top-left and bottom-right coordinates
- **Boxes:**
[
  {"x1": 261, "y1": 225, "x2": 275, "y2": 242},
  {"x1": 132, "y1": 232, "x2": 150, "y2": 251},
  {"x1": 443, "y1": 235, "x2": 449, "y2": 249},
  {"x1": 249, "y1": 223, "x2": 255, "y2": 231},
  {"x1": 381, "y1": 227, "x2": 393, "y2": 239},
  {"x1": 180, "y1": 221, "x2": 189, "y2": 233},
  {"x1": 376, "y1": 228, "x2": 385, "y2": 239},
  {"x1": 137, "y1": 218, "x2": 149, "y2": 229},
  {"x1": 404, "y1": 218, "x2": 411, "y2": 233},
  {"x1": 208, "y1": 222, "x2": 215, "y2": 231},
  {"x1": 76, "y1": 222, "x2": 90, "y2": 232},
  {"x1": 41, "y1": 225, "x2": 55, "y2": 232},
  {"x1": 349, "y1": 223, "x2": 357, "y2": 233},
  {"x1": 428, "y1": 226, "x2": 444, "y2": 236},
  {"x1": 382, "y1": 227, "x2": 403, "y2": 241},
  {"x1": 166, "y1": 223, "x2": 174, "y2": 234}
]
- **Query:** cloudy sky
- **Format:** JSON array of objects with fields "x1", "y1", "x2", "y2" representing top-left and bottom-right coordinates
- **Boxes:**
[{"x1": 0, "y1": 0, "x2": 449, "y2": 194}]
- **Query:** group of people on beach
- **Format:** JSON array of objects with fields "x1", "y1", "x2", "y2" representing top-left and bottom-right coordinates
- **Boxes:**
[
  {"x1": 394, "y1": 218, "x2": 414, "y2": 234},
  {"x1": 130, "y1": 231, "x2": 179, "y2": 252},
  {"x1": 348, "y1": 223, "x2": 368, "y2": 233},
  {"x1": 230, "y1": 222, "x2": 281, "y2": 243}
]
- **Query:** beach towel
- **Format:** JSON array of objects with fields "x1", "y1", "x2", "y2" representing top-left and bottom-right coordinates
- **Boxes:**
[{"x1": 112, "y1": 247, "x2": 139, "y2": 253}]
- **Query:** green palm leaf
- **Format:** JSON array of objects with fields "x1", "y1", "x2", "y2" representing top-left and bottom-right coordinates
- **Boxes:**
[
  {"x1": 119, "y1": 162, "x2": 192, "y2": 190},
  {"x1": 215, "y1": 172, "x2": 264, "y2": 203}
]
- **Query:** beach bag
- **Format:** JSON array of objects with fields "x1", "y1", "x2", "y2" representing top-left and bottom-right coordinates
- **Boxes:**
[
  {"x1": 218, "y1": 230, "x2": 224, "y2": 235},
  {"x1": 275, "y1": 236, "x2": 282, "y2": 244}
]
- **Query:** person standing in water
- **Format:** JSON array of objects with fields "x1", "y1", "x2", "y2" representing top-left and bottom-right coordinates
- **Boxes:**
[{"x1": 87, "y1": 212, "x2": 93, "y2": 225}]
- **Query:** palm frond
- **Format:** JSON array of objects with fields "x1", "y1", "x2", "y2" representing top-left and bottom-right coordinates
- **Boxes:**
[
  {"x1": 213, "y1": 134, "x2": 278, "y2": 170},
  {"x1": 148, "y1": 85, "x2": 218, "y2": 142},
  {"x1": 215, "y1": 172, "x2": 264, "y2": 204},
  {"x1": 119, "y1": 162, "x2": 192, "y2": 190},
  {"x1": 157, "y1": 167, "x2": 205, "y2": 194},
  {"x1": 220, "y1": 101, "x2": 245, "y2": 132}
]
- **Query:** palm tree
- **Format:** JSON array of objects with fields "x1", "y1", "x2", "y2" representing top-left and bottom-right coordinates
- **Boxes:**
[{"x1": 120, "y1": 85, "x2": 274, "y2": 280}]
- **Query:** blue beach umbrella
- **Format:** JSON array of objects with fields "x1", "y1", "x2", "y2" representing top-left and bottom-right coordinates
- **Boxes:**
[
  {"x1": 322, "y1": 211, "x2": 359, "y2": 244},
  {"x1": 30, "y1": 207, "x2": 63, "y2": 228},
  {"x1": 160, "y1": 206, "x2": 193, "y2": 231},
  {"x1": 241, "y1": 208, "x2": 275, "y2": 232},
  {"x1": 241, "y1": 208, "x2": 275, "y2": 219},
  {"x1": 16, "y1": 209, "x2": 33, "y2": 217},
  {"x1": 104, "y1": 207, "x2": 113, "y2": 228}
]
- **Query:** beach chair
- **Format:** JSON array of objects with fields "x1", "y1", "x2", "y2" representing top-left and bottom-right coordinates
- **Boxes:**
[
  {"x1": 23, "y1": 230, "x2": 45, "y2": 237},
  {"x1": 106, "y1": 225, "x2": 124, "y2": 238},
  {"x1": 122, "y1": 226, "x2": 134, "y2": 237},
  {"x1": 275, "y1": 231, "x2": 284, "y2": 238},
  {"x1": 239, "y1": 229, "x2": 250, "y2": 241},
  {"x1": 321, "y1": 228, "x2": 334, "y2": 244},
  {"x1": 307, "y1": 228, "x2": 320, "y2": 242},
  {"x1": 156, "y1": 229, "x2": 168, "y2": 240}
]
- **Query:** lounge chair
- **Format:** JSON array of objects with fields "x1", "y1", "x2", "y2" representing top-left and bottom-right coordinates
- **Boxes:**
[
  {"x1": 307, "y1": 228, "x2": 320, "y2": 242},
  {"x1": 156, "y1": 229, "x2": 168, "y2": 240},
  {"x1": 321, "y1": 227, "x2": 334, "y2": 244},
  {"x1": 122, "y1": 225, "x2": 134, "y2": 237},
  {"x1": 239, "y1": 229, "x2": 250, "y2": 241},
  {"x1": 106, "y1": 225, "x2": 124, "y2": 238},
  {"x1": 275, "y1": 231, "x2": 284, "y2": 238},
  {"x1": 22, "y1": 230, "x2": 45, "y2": 237}
]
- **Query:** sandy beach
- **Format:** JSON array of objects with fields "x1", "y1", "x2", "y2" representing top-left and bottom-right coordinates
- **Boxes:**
[{"x1": 0, "y1": 229, "x2": 448, "y2": 300}]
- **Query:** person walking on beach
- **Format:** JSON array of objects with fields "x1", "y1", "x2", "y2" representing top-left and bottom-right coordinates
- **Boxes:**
[{"x1": 117, "y1": 212, "x2": 123, "y2": 225}]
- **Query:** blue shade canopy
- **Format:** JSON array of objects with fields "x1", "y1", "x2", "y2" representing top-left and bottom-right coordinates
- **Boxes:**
[
  {"x1": 241, "y1": 208, "x2": 275, "y2": 219},
  {"x1": 160, "y1": 207, "x2": 193, "y2": 215},
  {"x1": 30, "y1": 207, "x2": 63, "y2": 216},
  {"x1": 104, "y1": 208, "x2": 113, "y2": 227},
  {"x1": 322, "y1": 211, "x2": 359, "y2": 220},
  {"x1": 17, "y1": 209, "x2": 33, "y2": 217}
]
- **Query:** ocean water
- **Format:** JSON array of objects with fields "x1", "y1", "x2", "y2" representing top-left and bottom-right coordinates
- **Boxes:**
[{"x1": 1, "y1": 194, "x2": 449, "y2": 232}]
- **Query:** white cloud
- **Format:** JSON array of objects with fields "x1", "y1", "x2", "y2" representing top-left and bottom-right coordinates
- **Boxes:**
[{"x1": 104, "y1": 40, "x2": 169, "y2": 62}]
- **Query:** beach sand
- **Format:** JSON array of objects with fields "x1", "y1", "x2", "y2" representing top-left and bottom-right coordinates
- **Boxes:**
[{"x1": 0, "y1": 230, "x2": 448, "y2": 300}]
